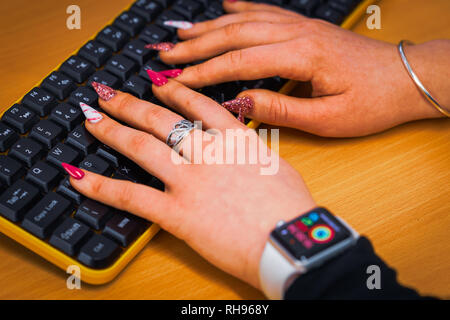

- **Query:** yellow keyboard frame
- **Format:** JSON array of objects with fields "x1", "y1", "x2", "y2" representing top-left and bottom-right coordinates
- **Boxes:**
[{"x1": 0, "y1": 0, "x2": 376, "y2": 284}]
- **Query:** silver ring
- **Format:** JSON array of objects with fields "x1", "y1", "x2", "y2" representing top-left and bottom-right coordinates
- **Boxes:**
[{"x1": 166, "y1": 120, "x2": 196, "y2": 149}]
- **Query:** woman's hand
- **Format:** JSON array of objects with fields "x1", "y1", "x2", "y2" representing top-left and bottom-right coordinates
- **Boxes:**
[
  {"x1": 69, "y1": 80, "x2": 316, "y2": 289},
  {"x1": 155, "y1": 1, "x2": 449, "y2": 137}
]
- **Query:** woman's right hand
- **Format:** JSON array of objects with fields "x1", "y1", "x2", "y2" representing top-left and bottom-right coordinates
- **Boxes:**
[{"x1": 156, "y1": 1, "x2": 449, "y2": 137}]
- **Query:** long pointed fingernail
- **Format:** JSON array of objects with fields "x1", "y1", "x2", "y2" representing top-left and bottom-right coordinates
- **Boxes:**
[
  {"x1": 158, "y1": 69, "x2": 183, "y2": 78},
  {"x1": 145, "y1": 42, "x2": 175, "y2": 52},
  {"x1": 163, "y1": 20, "x2": 193, "y2": 30},
  {"x1": 61, "y1": 163, "x2": 85, "y2": 180},
  {"x1": 146, "y1": 69, "x2": 168, "y2": 86},
  {"x1": 91, "y1": 82, "x2": 117, "y2": 101},
  {"x1": 222, "y1": 96, "x2": 254, "y2": 123},
  {"x1": 80, "y1": 102, "x2": 103, "y2": 123}
]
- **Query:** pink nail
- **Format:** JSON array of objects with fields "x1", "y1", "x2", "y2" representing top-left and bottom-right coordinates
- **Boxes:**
[
  {"x1": 61, "y1": 163, "x2": 85, "y2": 180},
  {"x1": 91, "y1": 82, "x2": 117, "y2": 101},
  {"x1": 163, "y1": 20, "x2": 193, "y2": 30},
  {"x1": 145, "y1": 42, "x2": 175, "y2": 52},
  {"x1": 146, "y1": 69, "x2": 168, "y2": 86},
  {"x1": 80, "y1": 102, "x2": 103, "y2": 123},
  {"x1": 158, "y1": 69, "x2": 183, "y2": 78},
  {"x1": 221, "y1": 96, "x2": 254, "y2": 123}
]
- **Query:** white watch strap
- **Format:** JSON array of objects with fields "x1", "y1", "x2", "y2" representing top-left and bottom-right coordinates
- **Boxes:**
[{"x1": 259, "y1": 241, "x2": 304, "y2": 300}]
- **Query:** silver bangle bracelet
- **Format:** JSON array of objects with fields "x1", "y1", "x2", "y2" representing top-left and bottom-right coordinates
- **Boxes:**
[{"x1": 398, "y1": 40, "x2": 450, "y2": 118}]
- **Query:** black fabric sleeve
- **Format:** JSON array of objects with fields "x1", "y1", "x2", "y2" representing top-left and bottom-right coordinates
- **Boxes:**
[{"x1": 284, "y1": 236, "x2": 436, "y2": 300}]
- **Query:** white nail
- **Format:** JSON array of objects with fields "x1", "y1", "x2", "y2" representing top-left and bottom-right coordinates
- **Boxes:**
[
  {"x1": 163, "y1": 20, "x2": 193, "y2": 30},
  {"x1": 79, "y1": 102, "x2": 103, "y2": 123}
]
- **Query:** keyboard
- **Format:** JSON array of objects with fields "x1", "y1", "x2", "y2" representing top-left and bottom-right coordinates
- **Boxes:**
[{"x1": 0, "y1": 0, "x2": 376, "y2": 284}]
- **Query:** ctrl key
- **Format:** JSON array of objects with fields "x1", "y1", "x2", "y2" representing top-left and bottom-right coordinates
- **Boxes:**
[
  {"x1": 0, "y1": 180, "x2": 39, "y2": 222},
  {"x1": 78, "y1": 234, "x2": 121, "y2": 268},
  {"x1": 49, "y1": 217, "x2": 91, "y2": 256}
]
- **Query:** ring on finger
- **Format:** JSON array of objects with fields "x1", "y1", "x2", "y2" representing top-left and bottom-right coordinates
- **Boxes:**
[{"x1": 166, "y1": 119, "x2": 197, "y2": 150}]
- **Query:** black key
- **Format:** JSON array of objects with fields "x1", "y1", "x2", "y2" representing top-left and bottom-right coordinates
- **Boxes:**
[
  {"x1": 22, "y1": 87, "x2": 57, "y2": 116},
  {"x1": 21, "y1": 192, "x2": 72, "y2": 239},
  {"x1": 78, "y1": 40, "x2": 112, "y2": 68},
  {"x1": 205, "y1": 1, "x2": 224, "y2": 19},
  {"x1": 193, "y1": 13, "x2": 208, "y2": 23},
  {"x1": 173, "y1": 0, "x2": 203, "y2": 20},
  {"x1": 48, "y1": 103, "x2": 83, "y2": 131},
  {"x1": 149, "y1": 175, "x2": 165, "y2": 191},
  {"x1": 75, "y1": 199, "x2": 112, "y2": 230},
  {"x1": 114, "y1": 11, "x2": 145, "y2": 37},
  {"x1": 105, "y1": 55, "x2": 138, "y2": 81},
  {"x1": 9, "y1": 138, "x2": 44, "y2": 167},
  {"x1": 60, "y1": 56, "x2": 95, "y2": 83},
  {"x1": 113, "y1": 158, "x2": 153, "y2": 184},
  {"x1": 138, "y1": 25, "x2": 169, "y2": 44},
  {"x1": 26, "y1": 161, "x2": 61, "y2": 192},
  {"x1": 328, "y1": 0, "x2": 357, "y2": 14},
  {"x1": 69, "y1": 86, "x2": 99, "y2": 109},
  {"x1": 138, "y1": 60, "x2": 166, "y2": 79},
  {"x1": 47, "y1": 143, "x2": 81, "y2": 168},
  {"x1": 2, "y1": 104, "x2": 39, "y2": 134},
  {"x1": 29, "y1": 120, "x2": 64, "y2": 149},
  {"x1": 96, "y1": 144, "x2": 121, "y2": 167},
  {"x1": 57, "y1": 177, "x2": 84, "y2": 204},
  {"x1": 103, "y1": 213, "x2": 141, "y2": 247},
  {"x1": 79, "y1": 154, "x2": 112, "y2": 176},
  {"x1": 66, "y1": 125, "x2": 97, "y2": 155},
  {"x1": 131, "y1": 0, "x2": 162, "y2": 22},
  {"x1": 0, "y1": 180, "x2": 39, "y2": 222},
  {"x1": 122, "y1": 75, "x2": 152, "y2": 99},
  {"x1": 122, "y1": 39, "x2": 153, "y2": 66},
  {"x1": 289, "y1": 0, "x2": 321, "y2": 16},
  {"x1": 195, "y1": 0, "x2": 212, "y2": 8},
  {"x1": 315, "y1": 4, "x2": 344, "y2": 24},
  {"x1": 0, "y1": 123, "x2": 19, "y2": 152},
  {"x1": 42, "y1": 71, "x2": 77, "y2": 100},
  {"x1": 96, "y1": 25, "x2": 129, "y2": 52},
  {"x1": 0, "y1": 156, "x2": 25, "y2": 186},
  {"x1": 155, "y1": 0, "x2": 175, "y2": 8},
  {"x1": 49, "y1": 217, "x2": 91, "y2": 256},
  {"x1": 88, "y1": 70, "x2": 122, "y2": 89},
  {"x1": 156, "y1": 10, "x2": 186, "y2": 34},
  {"x1": 78, "y1": 234, "x2": 121, "y2": 268}
]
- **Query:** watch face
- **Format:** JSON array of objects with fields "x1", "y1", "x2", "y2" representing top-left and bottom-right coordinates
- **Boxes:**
[{"x1": 271, "y1": 208, "x2": 352, "y2": 260}]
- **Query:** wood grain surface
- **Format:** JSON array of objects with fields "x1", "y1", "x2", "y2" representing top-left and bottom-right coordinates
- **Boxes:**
[{"x1": 0, "y1": 0, "x2": 448, "y2": 299}]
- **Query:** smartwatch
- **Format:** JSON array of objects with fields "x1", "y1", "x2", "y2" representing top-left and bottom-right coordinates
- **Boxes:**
[{"x1": 259, "y1": 207, "x2": 359, "y2": 299}]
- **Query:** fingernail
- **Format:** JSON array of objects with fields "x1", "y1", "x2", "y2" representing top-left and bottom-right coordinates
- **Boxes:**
[
  {"x1": 163, "y1": 20, "x2": 193, "y2": 30},
  {"x1": 145, "y1": 42, "x2": 175, "y2": 52},
  {"x1": 221, "y1": 96, "x2": 254, "y2": 123},
  {"x1": 158, "y1": 69, "x2": 183, "y2": 78},
  {"x1": 146, "y1": 69, "x2": 168, "y2": 86},
  {"x1": 91, "y1": 82, "x2": 117, "y2": 101},
  {"x1": 61, "y1": 163, "x2": 85, "y2": 180},
  {"x1": 80, "y1": 102, "x2": 103, "y2": 123}
]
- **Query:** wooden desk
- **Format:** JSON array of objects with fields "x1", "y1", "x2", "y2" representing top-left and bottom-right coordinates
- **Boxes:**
[{"x1": 0, "y1": 0, "x2": 448, "y2": 299}]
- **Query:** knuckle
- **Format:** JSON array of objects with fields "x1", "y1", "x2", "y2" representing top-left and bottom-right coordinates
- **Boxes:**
[
  {"x1": 226, "y1": 50, "x2": 244, "y2": 66},
  {"x1": 129, "y1": 132, "x2": 150, "y2": 153},
  {"x1": 268, "y1": 95, "x2": 290, "y2": 123},
  {"x1": 117, "y1": 94, "x2": 135, "y2": 115},
  {"x1": 116, "y1": 182, "x2": 135, "y2": 209},
  {"x1": 89, "y1": 177, "x2": 106, "y2": 196},
  {"x1": 223, "y1": 23, "x2": 243, "y2": 38}
]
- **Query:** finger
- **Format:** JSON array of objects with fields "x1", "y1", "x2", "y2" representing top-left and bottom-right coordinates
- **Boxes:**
[
  {"x1": 161, "y1": 22, "x2": 302, "y2": 65},
  {"x1": 69, "y1": 169, "x2": 175, "y2": 228},
  {"x1": 223, "y1": 0, "x2": 303, "y2": 18},
  {"x1": 152, "y1": 79, "x2": 243, "y2": 130},
  {"x1": 83, "y1": 110, "x2": 186, "y2": 183},
  {"x1": 179, "y1": 11, "x2": 300, "y2": 39}
]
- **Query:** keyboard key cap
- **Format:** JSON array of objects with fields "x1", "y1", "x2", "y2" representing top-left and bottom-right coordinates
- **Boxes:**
[
  {"x1": 173, "y1": 0, "x2": 203, "y2": 20},
  {"x1": 315, "y1": 4, "x2": 344, "y2": 24},
  {"x1": 78, "y1": 40, "x2": 112, "y2": 68},
  {"x1": 75, "y1": 199, "x2": 112, "y2": 230},
  {"x1": 26, "y1": 161, "x2": 61, "y2": 192},
  {"x1": 123, "y1": 39, "x2": 153, "y2": 66},
  {"x1": 103, "y1": 213, "x2": 142, "y2": 246},
  {"x1": 57, "y1": 177, "x2": 84, "y2": 204},
  {"x1": 69, "y1": 86, "x2": 99, "y2": 108},
  {"x1": 155, "y1": 0, "x2": 176, "y2": 9},
  {"x1": 96, "y1": 25, "x2": 130, "y2": 52},
  {"x1": 138, "y1": 60, "x2": 166, "y2": 79},
  {"x1": 205, "y1": 1, "x2": 224, "y2": 19},
  {"x1": 0, "y1": 156, "x2": 25, "y2": 186},
  {"x1": 66, "y1": 125, "x2": 97, "y2": 155},
  {"x1": 131, "y1": 0, "x2": 162, "y2": 22},
  {"x1": 156, "y1": 10, "x2": 186, "y2": 34},
  {"x1": 22, "y1": 87, "x2": 57, "y2": 116},
  {"x1": 21, "y1": 192, "x2": 72, "y2": 239},
  {"x1": 289, "y1": 0, "x2": 321, "y2": 16},
  {"x1": 48, "y1": 103, "x2": 83, "y2": 131},
  {"x1": 329, "y1": 0, "x2": 357, "y2": 14},
  {"x1": 42, "y1": 71, "x2": 77, "y2": 100},
  {"x1": 105, "y1": 55, "x2": 138, "y2": 81},
  {"x1": 122, "y1": 75, "x2": 151, "y2": 99},
  {"x1": 78, "y1": 234, "x2": 121, "y2": 268},
  {"x1": 96, "y1": 144, "x2": 121, "y2": 167},
  {"x1": 60, "y1": 56, "x2": 95, "y2": 83},
  {"x1": 47, "y1": 143, "x2": 82, "y2": 168},
  {"x1": 79, "y1": 154, "x2": 112, "y2": 176},
  {"x1": 139, "y1": 25, "x2": 170, "y2": 44},
  {"x1": 88, "y1": 70, "x2": 122, "y2": 89},
  {"x1": 9, "y1": 138, "x2": 44, "y2": 167},
  {"x1": 49, "y1": 217, "x2": 91, "y2": 256},
  {"x1": 114, "y1": 11, "x2": 145, "y2": 37},
  {"x1": 0, "y1": 180, "x2": 40, "y2": 222},
  {"x1": 0, "y1": 123, "x2": 19, "y2": 152},
  {"x1": 29, "y1": 120, "x2": 64, "y2": 149},
  {"x1": 2, "y1": 104, "x2": 39, "y2": 134}
]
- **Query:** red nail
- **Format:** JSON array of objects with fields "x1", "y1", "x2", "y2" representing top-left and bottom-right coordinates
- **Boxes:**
[
  {"x1": 158, "y1": 69, "x2": 183, "y2": 78},
  {"x1": 146, "y1": 69, "x2": 168, "y2": 86},
  {"x1": 61, "y1": 163, "x2": 85, "y2": 180},
  {"x1": 221, "y1": 96, "x2": 254, "y2": 123},
  {"x1": 91, "y1": 82, "x2": 117, "y2": 101},
  {"x1": 145, "y1": 42, "x2": 175, "y2": 52}
]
